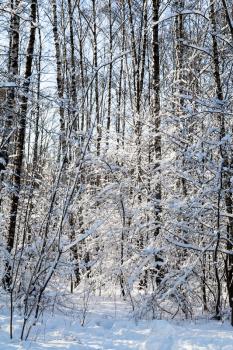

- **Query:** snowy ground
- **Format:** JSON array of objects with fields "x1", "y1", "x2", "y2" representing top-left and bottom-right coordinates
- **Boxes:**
[{"x1": 1, "y1": 295, "x2": 233, "y2": 349}]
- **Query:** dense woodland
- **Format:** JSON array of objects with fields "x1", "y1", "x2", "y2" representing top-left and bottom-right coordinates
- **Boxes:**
[{"x1": 0, "y1": 0, "x2": 233, "y2": 340}]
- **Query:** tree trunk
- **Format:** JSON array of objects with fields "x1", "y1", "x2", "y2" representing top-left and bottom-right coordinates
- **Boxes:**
[
  {"x1": 51, "y1": 0, "x2": 66, "y2": 163},
  {"x1": 3, "y1": 0, "x2": 37, "y2": 291}
]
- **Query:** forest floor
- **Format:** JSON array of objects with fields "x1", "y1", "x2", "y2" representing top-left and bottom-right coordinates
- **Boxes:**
[{"x1": 0, "y1": 293, "x2": 233, "y2": 349}]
